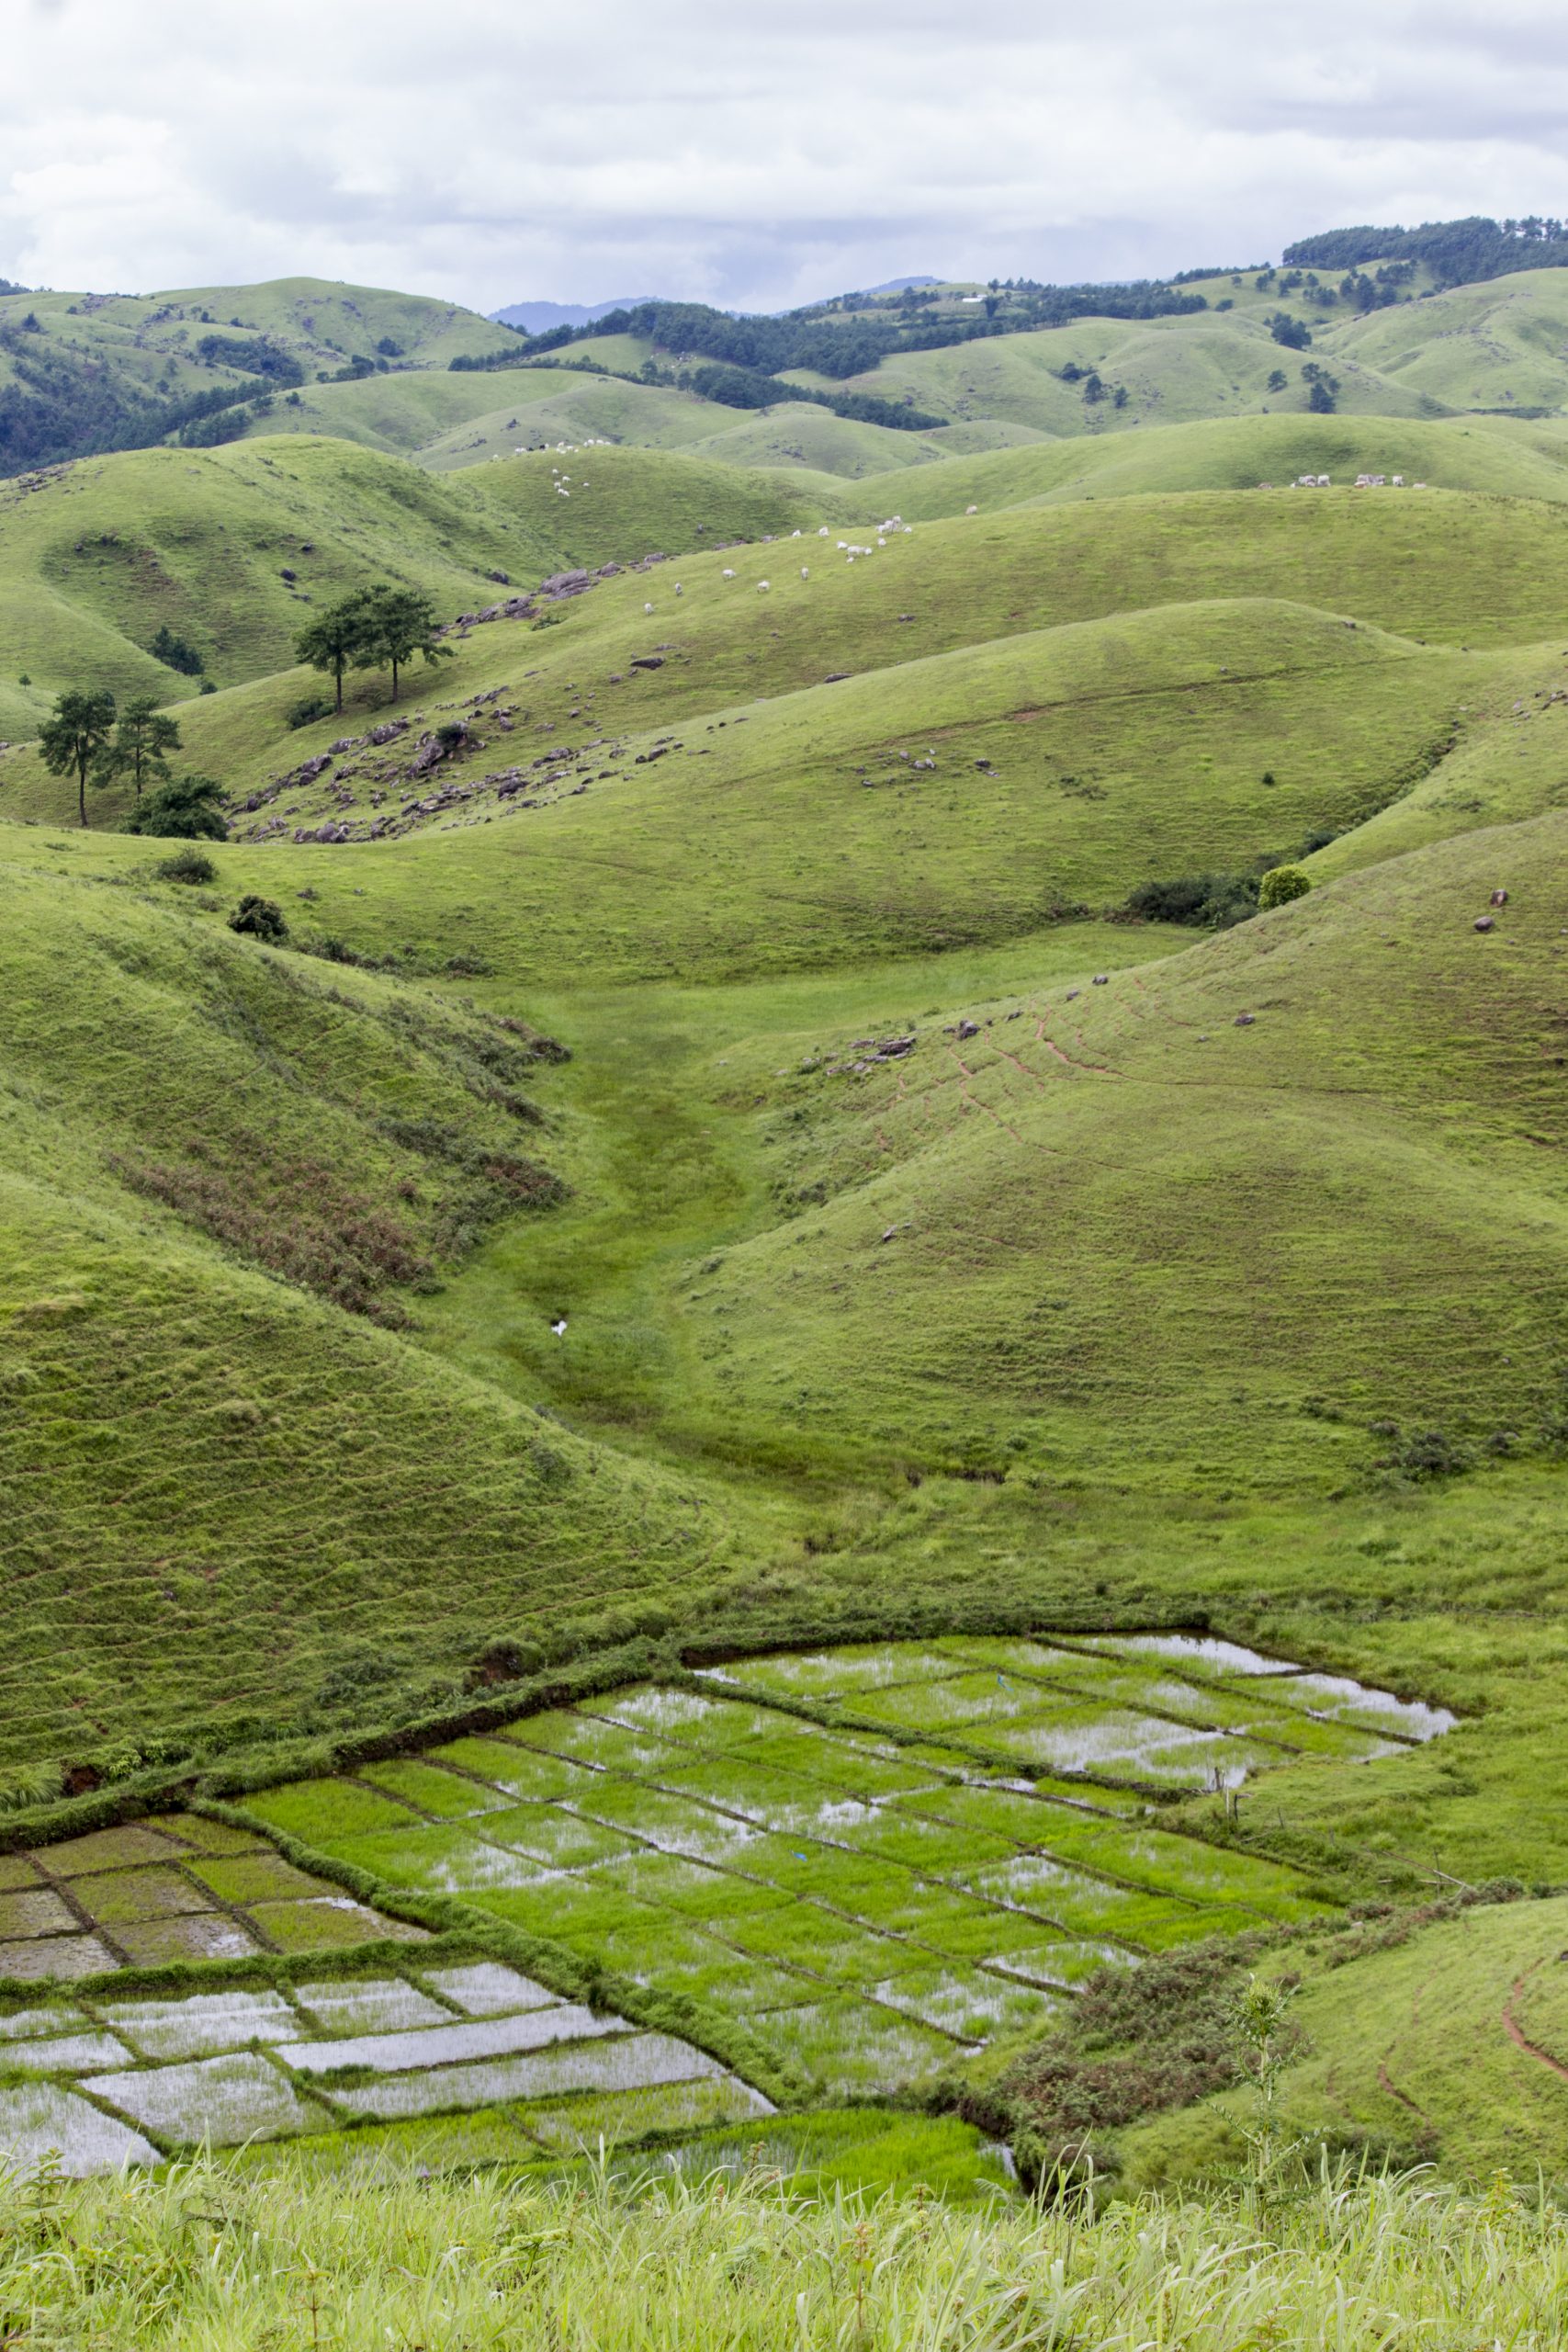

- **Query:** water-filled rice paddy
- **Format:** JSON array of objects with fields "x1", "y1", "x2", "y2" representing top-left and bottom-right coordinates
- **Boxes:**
[
  {"x1": 240, "y1": 1634, "x2": 1451, "y2": 2099},
  {"x1": 0, "y1": 1814, "x2": 425, "y2": 1984},
  {"x1": 0, "y1": 1634, "x2": 1455, "y2": 2169},
  {"x1": 0, "y1": 1961, "x2": 762, "y2": 2173}
]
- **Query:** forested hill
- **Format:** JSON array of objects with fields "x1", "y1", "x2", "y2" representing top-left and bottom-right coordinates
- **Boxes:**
[{"x1": 6, "y1": 217, "x2": 1568, "y2": 479}]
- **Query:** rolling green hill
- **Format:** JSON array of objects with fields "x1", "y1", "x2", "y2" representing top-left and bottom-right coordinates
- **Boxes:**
[
  {"x1": 0, "y1": 277, "x2": 518, "y2": 474},
  {"x1": 15, "y1": 254, "x2": 1568, "y2": 2202},
  {"x1": 1324, "y1": 267, "x2": 1568, "y2": 412},
  {"x1": 0, "y1": 861, "x2": 743, "y2": 1768},
  {"x1": 0, "y1": 436, "x2": 847, "y2": 728}
]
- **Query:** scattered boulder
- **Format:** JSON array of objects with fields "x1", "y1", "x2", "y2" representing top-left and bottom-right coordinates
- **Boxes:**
[
  {"x1": 1235, "y1": 1012, "x2": 1257, "y2": 1025},
  {"x1": 1491, "y1": 888, "x2": 1508, "y2": 907},
  {"x1": 1474, "y1": 915, "x2": 1496, "y2": 933}
]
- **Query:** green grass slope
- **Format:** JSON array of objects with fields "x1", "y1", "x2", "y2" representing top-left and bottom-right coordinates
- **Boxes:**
[
  {"x1": 879, "y1": 413, "x2": 1568, "y2": 518},
  {"x1": 832, "y1": 313, "x2": 1435, "y2": 439},
  {"x1": 1324, "y1": 268, "x2": 1568, "y2": 413},
  {"x1": 2, "y1": 594, "x2": 1470, "y2": 978},
  {"x1": 1117, "y1": 1894, "x2": 1568, "y2": 2186},
  {"x1": 0, "y1": 863, "x2": 742, "y2": 1766},
  {"x1": 14, "y1": 478, "x2": 1551, "y2": 816},
  {"x1": 0, "y1": 435, "x2": 845, "y2": 717},
  {"x1": 669, "y1": 815, "x2": 1568, "y2": 1491},
  {"x1": 0, "y1": 277, "x2": 513, "y2": 412}
]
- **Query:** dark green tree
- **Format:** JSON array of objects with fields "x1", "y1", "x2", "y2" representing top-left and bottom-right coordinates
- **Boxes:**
[
  {"x1": 150, "y1": 624, "x2": 205, "y2": 676},
  {"x1": 294, "y1": 591, "x2": 371, "y2": 712},
  {"x1": 98, "y1": 695, "x2": 181, "y2": 801},
  {"x1": 38, "y1": 687, "x2": 116, "y2": 826},
  {"x1": 123, "y1": 772, "x2": 229, "y2": 841},
  {"x1": 1307, "y1": 379, "x2": 1337, "y2": 413},
  {"x1": 351, "y1": 584, "x2": 452, "y2": 704}
]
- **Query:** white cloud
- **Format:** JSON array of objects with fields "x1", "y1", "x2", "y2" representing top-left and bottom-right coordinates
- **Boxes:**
[{"x1": 6, "y1": 0, "x2": 1568, "y2": 311}]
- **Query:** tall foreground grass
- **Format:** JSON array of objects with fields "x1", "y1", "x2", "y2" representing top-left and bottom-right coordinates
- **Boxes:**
[{"x1": 5, "y1": 2156, "x2": 1567, "y2": 2348}]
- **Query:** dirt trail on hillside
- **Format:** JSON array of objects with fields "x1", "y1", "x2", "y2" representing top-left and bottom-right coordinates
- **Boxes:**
[{"x1": 1503, "y1": 1958, "x2": 1568, "y2": 2082}]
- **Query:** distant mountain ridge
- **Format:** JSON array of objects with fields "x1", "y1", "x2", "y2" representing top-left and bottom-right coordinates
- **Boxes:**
[{"x1": 490, "y1": 297, "x2": 657, "y2": 333}]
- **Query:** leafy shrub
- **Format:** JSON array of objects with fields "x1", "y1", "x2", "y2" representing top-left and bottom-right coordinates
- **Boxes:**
[
  {"x1": 1258, "y1": 865, "x2": 1312, "y2": 909},
  {"x1": 1377, "y1": 1426, "x2": 1470, "y2": 1480},
  {"x1": 287, "y1": 695, "x2": 333, "y2": 729},
  {"x1": 1124, "y1": 871, "x2": 1261, "y2": 928},
  {"x1": 228, "y1": 894, "x2": 288, "y2": 943},
  {"x1": 154, "y1": 844, "x2": 217, "y2": 885}
]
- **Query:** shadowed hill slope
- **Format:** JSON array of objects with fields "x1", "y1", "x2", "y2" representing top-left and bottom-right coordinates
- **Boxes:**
[{"x1": 0, "y1": 865, "x2": 745, "y2": 1767}]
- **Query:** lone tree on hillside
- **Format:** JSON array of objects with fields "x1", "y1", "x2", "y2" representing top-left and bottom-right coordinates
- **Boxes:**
[
  {"x1": 122, "y1": 772, "x2": 229, "y2": 842},
  {"x1": 38, "y1": 687, "x2": 116, "y2": 826},
  {"x1": 98, "y1": 696, "x2": 181, "y2": 801},
  {"x1": 352, "y1": 584, "x2": 451, "y2": 704},
  {"x1": 295, "y1": 591, "x2": 372, "y2": 713}
]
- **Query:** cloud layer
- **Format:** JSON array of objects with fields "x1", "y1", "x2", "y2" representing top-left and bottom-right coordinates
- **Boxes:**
[{"x1": 8, "y1": 0, "x2": 1568, "y2": 312}]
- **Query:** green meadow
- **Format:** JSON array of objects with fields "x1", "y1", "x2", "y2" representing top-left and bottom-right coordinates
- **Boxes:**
[{"x1": 8, "y1": 232, "x2": 1568, "y2": 2211}]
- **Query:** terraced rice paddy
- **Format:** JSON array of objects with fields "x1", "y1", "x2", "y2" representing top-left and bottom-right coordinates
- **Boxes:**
[
  {"x1": 242, "y1": 1634, "x2": 1452, "y2": 2098},
  {"x1": 0, "y1": 1636, "x2": 1454, "y2": 2171},
  {"x1": 0, "y1": 1815, "x2": 426, "y2": 1984},
  {"x1": 0, "y1": 1962, "x2": 765, "y2": 2174}
]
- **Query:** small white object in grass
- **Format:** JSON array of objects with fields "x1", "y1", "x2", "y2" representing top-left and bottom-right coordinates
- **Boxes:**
[
  {"x1": 801, "y1": 567, "x2": 809, "y2": 578},
  {"x1": 426, "y1": 1961, "x2": 565, "y2": 2016},
  {"x1": 644, "y1": 602, "x2": 654, "y2": 613},
  {"x1": 550, "y1": 1317, "x2": 567, "y2": 1337},
  {"x1": 818, "y1": 525, "x2": 829, "y2": 536},
  {"x1": 674, "y1": 583, "x2": 682, "y2": 595},
  {"x1": 0, "y1": 2083, "x2": 155, "y2": 2177},
  {"x1": 966, "y1": 504, "x2": 978, "y2": 514},
  {"x1": 722, "y1": 568, "x2": 736, "y2": 578},
  {"x1": 757, "y1": 581, "x2": 770, "y2": 592},
  {"x1": 96, "y1": 2052, "x2": 315, "y2": 2147}
]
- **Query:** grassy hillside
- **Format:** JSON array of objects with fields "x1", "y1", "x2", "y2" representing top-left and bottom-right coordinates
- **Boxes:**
[
  {"x1": 828, "y1": 314, "x2": 1429, "y2": 439},
  {"x1": 1115, "y1": 1894, "x2": 1568, "y2": 2186},
  {"x1": 0, "y1": 279, "x2": 518, "y2": 475},
  {"x1": 667, "y1": 816, "x2": 1568, "y2": 1487},
  {"x1": 10, "y1": 475, "x2": 1562, "y2": 818},
  {"x1": 878, "y1": 413, "x2": 1568, "y2": 516},
  {"x1": 0, "y1": 863, "x2": 744, "y2": 1767},
  {"x1": 0, "y1": 436, "x2": 845, "y2": 723},
  {"x1": 0, "y1": 590, "x2": 1472, "y2": 975},
  {"x1": 1324, "y1": 268, "x2": 1568, "y2": 412},
  {"x1": 14, "y1": 313, "x2": 1568, "y2": 2203}
]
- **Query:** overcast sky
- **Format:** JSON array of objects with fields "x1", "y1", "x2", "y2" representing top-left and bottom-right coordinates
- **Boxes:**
[{"x1": 8, "y1": 0, "x2": 1568, "y2": 315}]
